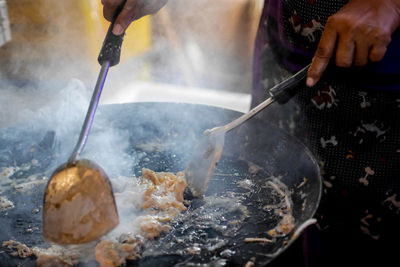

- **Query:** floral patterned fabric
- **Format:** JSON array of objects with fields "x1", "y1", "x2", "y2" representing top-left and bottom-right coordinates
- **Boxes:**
[{"x1": 252, "y1": 1, "x2": 400, "y2": 266}]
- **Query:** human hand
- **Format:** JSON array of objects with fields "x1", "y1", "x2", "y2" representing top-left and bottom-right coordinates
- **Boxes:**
[
  {"x1": 101, "y1": 0, "x2": 168, "y2": 35},
  {"x1": 306, "y1": 0, "x2": 400, "y2": 87}
]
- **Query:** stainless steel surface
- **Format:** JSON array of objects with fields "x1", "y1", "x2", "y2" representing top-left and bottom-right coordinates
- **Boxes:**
[{"x1": 69, "y1": 61, "x2": 110, "y2": 162}]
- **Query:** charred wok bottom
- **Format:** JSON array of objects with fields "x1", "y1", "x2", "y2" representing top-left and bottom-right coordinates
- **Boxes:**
[
  {"x1": 1, "y1": 156, "x2": 303, "y2": 266},
  {"x1": 0, "y1": 103, "x2": 321, "y2": 267}
]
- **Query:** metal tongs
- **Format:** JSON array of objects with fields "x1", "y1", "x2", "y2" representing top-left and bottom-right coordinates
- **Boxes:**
[
  {"x1": 185, "y1": 64, "x2": 311, "y2": 196},
  {"x1": 42, "y1": 14, "x2": 125, "y2": 244}
]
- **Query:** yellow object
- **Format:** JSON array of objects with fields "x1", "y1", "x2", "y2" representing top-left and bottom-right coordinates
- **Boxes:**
[{"x1": 82, "y1": 0, "x2": 152, "y2": 64}]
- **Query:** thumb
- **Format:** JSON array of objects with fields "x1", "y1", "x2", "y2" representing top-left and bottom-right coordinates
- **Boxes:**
[
  {"x1": 112, "y1": 0, "x2": 138, "y2": 35},
  {"x1": 307, "y1": 26, "x2": 337, "y2": 87}
]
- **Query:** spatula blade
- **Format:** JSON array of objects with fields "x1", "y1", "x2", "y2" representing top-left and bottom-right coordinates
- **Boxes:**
[
  {"x1": 185, "y1": 132, "x2": 225, "y2": 197},
  {"x1": 43, "y1": 160, "x2": 119, "y2": 244}
]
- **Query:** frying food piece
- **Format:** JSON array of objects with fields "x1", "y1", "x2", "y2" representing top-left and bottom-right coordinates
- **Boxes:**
[
  {"x1": 0, "y1": 195, "x2": 14, "y2": 211},
  {"x1": 2, "y1": 240, "x2": 80, "y2": 266},
  {"x1": 245, "y1": 260, "x2": 255, "y2": 267},
  {"x1": 2, "y1": 240, "x2": 33, "y2": 258},
  {"x1": 142, "y1": 168, "x2": 161, "y2": 185},
  {"x1": 95, "y1": 168, "x2": 187, "y2": 267},
  {"x1": 266, "y1": 179, "x2": 295, "y2": 237},
  {"x1": 141, "y1": 168, "x2": 187, "y2": 220},
  {"x1": 142, "y1": 168, "x2": 186, "y2": 202},
  {"x1": 95, "y1": 239, "x2": 142, "y2": 267},
  {"x1": 139, "y1": 216, "x2": 172, "y2": 239},
  {"x1": 95, "y1": 241, "x2": 126, "y2": 267},
  {"x1": 36, "y1": 254, "x2": 73, "y2": 267},
  {"x1": 276, "y1": 214, "x2": 295, "y2": 235}
]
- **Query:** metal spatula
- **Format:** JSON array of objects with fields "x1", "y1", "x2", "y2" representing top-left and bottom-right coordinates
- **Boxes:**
[
  {"x1": 185, "y1": 64, "x2": 310, "y2": 197},
  {"x1": 42, "y1": 16, "x2": 125, "y2": 244}
]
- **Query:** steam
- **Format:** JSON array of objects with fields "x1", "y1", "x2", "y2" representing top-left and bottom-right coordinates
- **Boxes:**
[
  {"x1": 0, "y1": 0, "x2": 137, "y2": 176},
  {"x1": 0, "y1": 1, "x2": 262, "y2": 265},
  {"x1": 0, "y1": 79, "x2": 134, "y2": 177}
]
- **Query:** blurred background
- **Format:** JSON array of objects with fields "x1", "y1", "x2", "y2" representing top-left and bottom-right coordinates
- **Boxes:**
[{"x1": 0, "y1": 0, "x2": 263, "y2": 127}]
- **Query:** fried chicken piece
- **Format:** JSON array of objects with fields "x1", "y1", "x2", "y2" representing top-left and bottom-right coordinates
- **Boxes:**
[
  {"x1": 36, "y1": 254, "x2": 73, "y2": 267},
  {"x1": 173, "y1": 172, "x2": 186, "y2": 202},
  {"x1": 142, "y1": 168, "x2": 160, "y2": 185},
  {"x1": 276, "y1": 214, "x2": 295, "y2": 235},
  {"x1": 2, "y1": 240, "x2": 79, "y2": 266},
  {"x1": 95, "y1": 241, "x2": 122, "y2": 267},
  {"x1": 2, "y1": 240, "x2": 33, "y2": 258},
  {"x1": 139, "y1": 217, "x2": 172, "y2": 239},
  {"x1": 95, "y1": 239, "x2": 142, "y2": 267},
  {"x1": 141, "y1": 168, "x2": 187, "y2": 213}
]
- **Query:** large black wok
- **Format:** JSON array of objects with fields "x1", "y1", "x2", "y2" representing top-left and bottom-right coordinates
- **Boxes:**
[{"x1": 0, "y1": 102, "x2": 322, "y2": 266}]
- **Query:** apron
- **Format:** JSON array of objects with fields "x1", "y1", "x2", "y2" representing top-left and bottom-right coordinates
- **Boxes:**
[{"x1": 253, "y1": 1, "x2": 400, "y2": 266}]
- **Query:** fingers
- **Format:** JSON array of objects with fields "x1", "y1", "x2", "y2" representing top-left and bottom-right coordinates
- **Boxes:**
[
  {"x1": 102, "y1": 0, "x2": 139, "y2": 35},
  {"x1": 369, "y1": 35, "x2": 390, "y2": 62},
  {"x1": 307, "y1": 24, "x2": 337, "y2": 87},
  {"x1": 305, "y1": 0, "x2": 398, "y2": 87},
  {"x1": 102, "y1": 0, "x2": 125, "y2": 22},
  {"x1": 369, "y1": 45, "x2": 387, "y2": 62},
  {"x1": 113, "y1": 0, "x2": 138, "y2": 35},
  {"x1": 353, "y1": 39, "x2": 370, "y2": 66},
  {"x1": 307, "y1": 24, "x2": 390, "y2": 87},
  {"x1": 335, "y1": 34, "x2": 355, "y2": 68},
  {"x1": 102, "y1": 0, "x2": 168, "y2": 35}
]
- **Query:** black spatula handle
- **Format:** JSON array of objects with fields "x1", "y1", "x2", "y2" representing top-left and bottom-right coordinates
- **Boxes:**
[
  {"x1": 269, "y1": 63, "x2": 310, "y2": 104},
  {"x1": 97, "y1": 2, "x2": 126, "y2": 66},
  {"x1": 98, "y1": 25, "x2": 125, "y2": 66}
]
